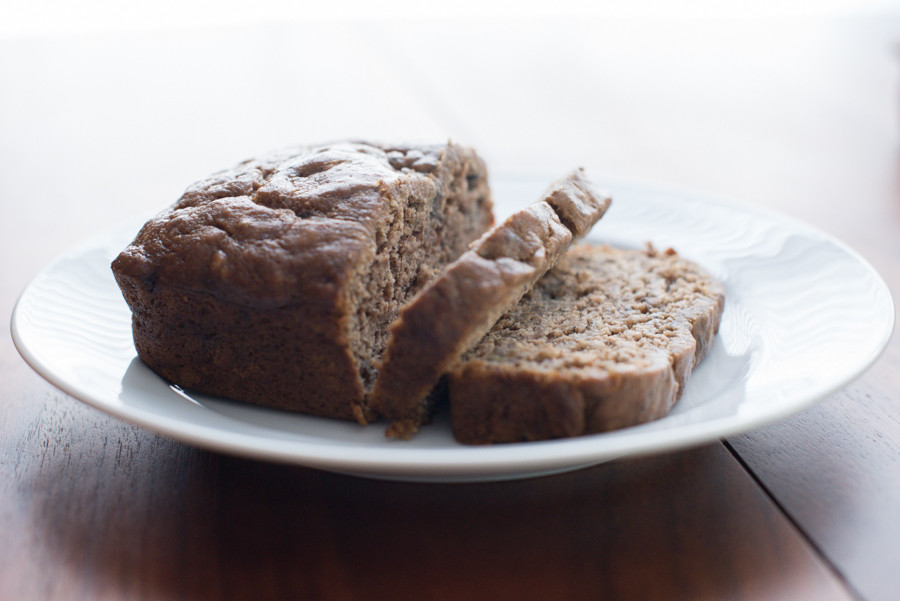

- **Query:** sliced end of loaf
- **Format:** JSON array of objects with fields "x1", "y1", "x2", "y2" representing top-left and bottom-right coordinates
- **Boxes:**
[
  {"x1": 345, "y1": 143, "x2": 493, "y2": 422},
  {"x1": 371, "y1": 170, "x2": 612, "y2": 438}
]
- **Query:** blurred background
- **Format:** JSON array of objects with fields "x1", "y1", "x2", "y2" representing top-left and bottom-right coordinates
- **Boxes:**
[{"x1": 2, "y1": 0, "x2": 899, "y2": 301}]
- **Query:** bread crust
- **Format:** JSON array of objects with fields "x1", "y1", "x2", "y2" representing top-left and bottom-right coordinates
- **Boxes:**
[{"x1": 448, "y1": 244, "x2": 725, "y2": 444}]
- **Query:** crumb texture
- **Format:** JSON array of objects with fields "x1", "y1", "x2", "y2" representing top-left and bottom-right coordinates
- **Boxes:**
[
  {"x1": 449, "y1": 243, "x2": 725, "y2": 444},
  {"x1": 372, "y1": 170, "x2": 610, "y2": 438}
]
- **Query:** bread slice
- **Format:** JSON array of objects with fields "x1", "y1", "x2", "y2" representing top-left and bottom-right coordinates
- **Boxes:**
[
  {"x1": 448, "y1": 243, "x2": 725, "y2": 444},
  {"x1": 111, "y1": 141, "x2": 493, "y2": 423},
  {"x1": 371, "y1": 169, "x2": 611, "y2": 438}
]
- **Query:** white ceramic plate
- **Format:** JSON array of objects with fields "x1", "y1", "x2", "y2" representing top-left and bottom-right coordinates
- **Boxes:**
[{"x1": 11, "y1": 179, "x2": 894, "y2": 482}]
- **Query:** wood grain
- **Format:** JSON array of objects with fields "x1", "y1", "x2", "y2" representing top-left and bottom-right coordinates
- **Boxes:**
[
  {"x1": 0, "y1": 365, "x2": 852, "y2": 600},
  {"x1": 727, "y1": 337, "x2": 900, "y2": 601}
]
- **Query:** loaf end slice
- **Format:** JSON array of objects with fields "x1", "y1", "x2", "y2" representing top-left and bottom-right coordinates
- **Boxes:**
[
  {"x1": 371, "y1": 170, "x2": 611, "y2": 438},
  {"x1": 449, "y1": 244, "x2": 725, "y2": 444}
]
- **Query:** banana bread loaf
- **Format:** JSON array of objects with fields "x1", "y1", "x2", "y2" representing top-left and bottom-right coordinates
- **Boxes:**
[
  {"x1": 448, "y1": 243, "x2": 725, "y2": 444},
  {"x1": 111, "y1": 141, "x2": 493, "y2": 422}
]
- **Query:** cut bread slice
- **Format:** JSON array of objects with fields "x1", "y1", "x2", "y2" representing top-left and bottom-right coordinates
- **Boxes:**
[
  {"x1": 448, "y1": 243, "x2": 725, "y2": 444},
  {"x1": 371, "y1": 169, "x2": 611, "y2": 438}
]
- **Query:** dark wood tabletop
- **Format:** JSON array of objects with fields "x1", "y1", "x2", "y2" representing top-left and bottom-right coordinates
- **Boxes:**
[{"x1": 2, "y1": 13, "x2": 899, "y2": 601}]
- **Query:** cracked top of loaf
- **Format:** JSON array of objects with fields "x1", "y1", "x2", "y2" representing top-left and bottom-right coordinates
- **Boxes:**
[{"x1": 112, "y1": 142, "x2": 471, "y2": 308}]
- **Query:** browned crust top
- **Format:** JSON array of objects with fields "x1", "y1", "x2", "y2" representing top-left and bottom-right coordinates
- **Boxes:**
[{"x1": 111, "y1": 142, "x2": 449, "y2": 308}]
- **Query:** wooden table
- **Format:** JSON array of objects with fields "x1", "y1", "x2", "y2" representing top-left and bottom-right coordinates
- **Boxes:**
[{"x1": 2, "y1": 14, "x2": 898, "y2": 600}]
